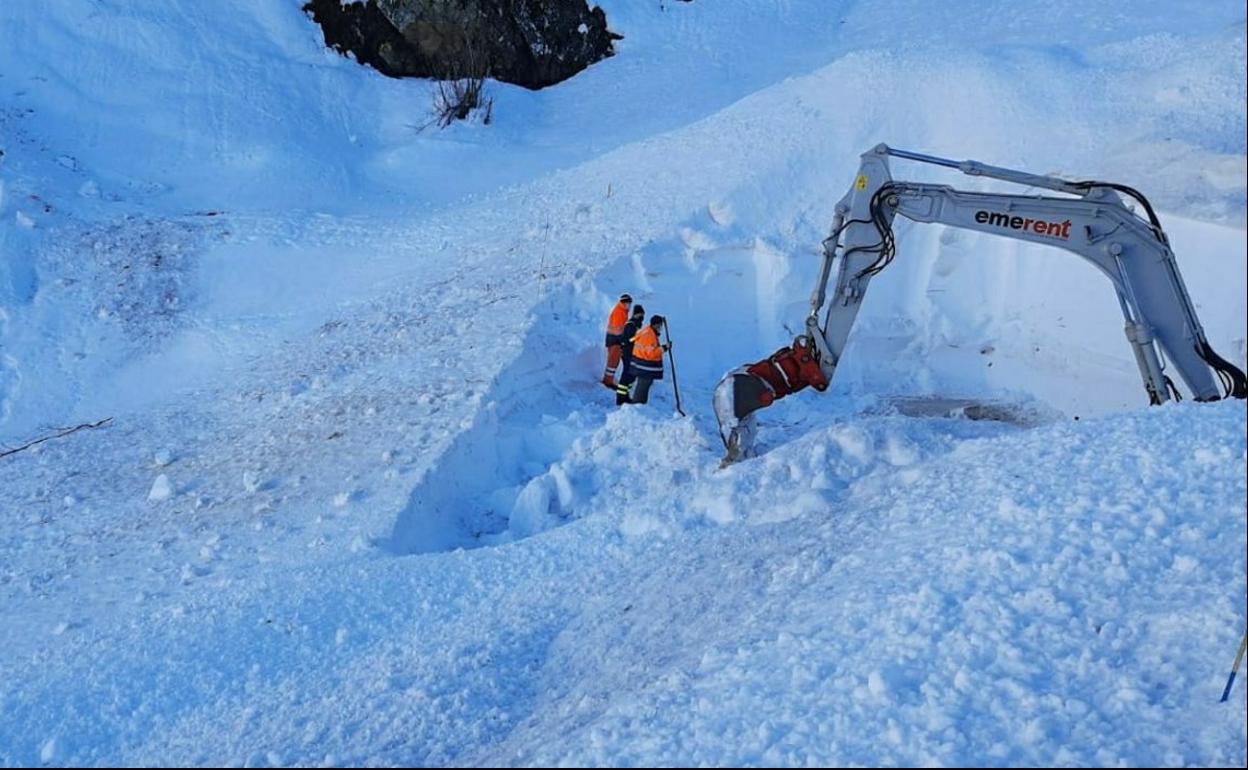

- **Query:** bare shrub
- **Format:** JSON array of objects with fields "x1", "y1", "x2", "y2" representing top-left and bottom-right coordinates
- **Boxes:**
[
  {"x1": 429, "y1": 34, "x2": 494, "y2": 128},
  {"x1": 433, "y1": 77, "x2": 493, "y2": 127}
]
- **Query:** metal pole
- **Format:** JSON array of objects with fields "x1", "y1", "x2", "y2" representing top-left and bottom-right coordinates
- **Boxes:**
[{"x1": 662, "y1": 323, "x2": 686, "y2": 417}]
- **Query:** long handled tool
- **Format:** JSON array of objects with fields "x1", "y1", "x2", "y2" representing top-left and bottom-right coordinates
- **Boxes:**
[{"x1": 662, "y1": 322, "x2": 686, "y2": 417}]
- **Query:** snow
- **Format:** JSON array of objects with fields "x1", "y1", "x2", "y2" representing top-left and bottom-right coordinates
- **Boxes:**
[
  {"x1": 0, "y1": 0, "x2": 1245, "y2": 766},
  {"x1": 146, "y1": 473, "x2": 174, "y2": 502}
]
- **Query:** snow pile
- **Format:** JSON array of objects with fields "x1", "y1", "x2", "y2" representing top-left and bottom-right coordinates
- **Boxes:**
[{"x1": 0, "y1": 402, "x2": 1241, "y2": 766}]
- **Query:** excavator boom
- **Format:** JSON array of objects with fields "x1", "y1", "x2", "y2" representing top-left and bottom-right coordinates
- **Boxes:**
[{"x1": 715, "y1": 144, "x2": 1246, "y2": 462}]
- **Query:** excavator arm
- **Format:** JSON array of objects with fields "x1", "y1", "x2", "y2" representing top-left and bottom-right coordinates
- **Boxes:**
[{"x1": 716, "y1": 144, "x2": 1246, "y2": 462}]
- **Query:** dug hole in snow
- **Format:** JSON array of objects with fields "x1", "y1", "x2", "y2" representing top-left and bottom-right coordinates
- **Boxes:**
[
  {"x1": 388, "y1": 216, "x2": 813, "y2": 553},
  {"x1": 388, "y1": 171, "x2": 1245, "y2": 555}
]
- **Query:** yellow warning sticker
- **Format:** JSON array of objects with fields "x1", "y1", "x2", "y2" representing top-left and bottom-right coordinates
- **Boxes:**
[{"x1": 855, "y1": 175, "x2": 869, "y2": 191}]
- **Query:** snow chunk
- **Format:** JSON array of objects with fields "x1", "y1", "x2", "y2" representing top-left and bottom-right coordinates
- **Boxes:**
[
  {"x1": 1171, "y1": 554, "x2": 1198, "y2": 574},
  {"x1": 147, "y1": 474, "x2": 174, "y2": 502},
  {"x1": 883, "y1": 433, "x2": 920, "y2": 466},
  {"x1": 694, "y1": 489, "x2": 736, "y2": 525},
  {"x1": 510, "y1": 476, "x2": 555, "y2": 538},
  {"x1": 708, "y1": 200, "x2": 735, "y2": 226},
  {"x1": 679, "y1": 226, "x2": 717, "y2": 252},
  {"x1": 867, "y1": 670, "x2": 889, "y2": 699},
  {"x1": 830, "y1": 425, "x2": 873, "y2": 463},
  {"x1": 619, "y1": 512, "x2": 667, "y2": 538},
  {"x1": 1191, "y1": 447, "x2": 1219, "y2": 466},
  {"x1": 40, "y1": 737, "x2": 58, "y2": 763}
]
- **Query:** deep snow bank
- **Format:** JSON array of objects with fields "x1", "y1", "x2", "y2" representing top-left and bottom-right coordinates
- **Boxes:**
[{"x1": 1, "y1": 399, "x2": 1242, "y2": 766}]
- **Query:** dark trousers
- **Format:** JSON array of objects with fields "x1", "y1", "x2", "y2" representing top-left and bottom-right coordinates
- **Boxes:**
[
  {"x1": 631, "y1": 376, "x2": 655, "y2": 404},
  {"x1": 616, "y1": 361, "x2": 635, "y2": 405}
]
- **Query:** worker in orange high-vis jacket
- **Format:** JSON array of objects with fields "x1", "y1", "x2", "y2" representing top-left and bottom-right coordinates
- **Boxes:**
[
  {"x1": 618, "y1": 315, "x2": 669, "y2": 405},
  {"x1": 614, "y1": 304, "x2": 646, "y2": 405},
  {"x1": 602, "y1": 293, "x2": 633, "y2": 388}
]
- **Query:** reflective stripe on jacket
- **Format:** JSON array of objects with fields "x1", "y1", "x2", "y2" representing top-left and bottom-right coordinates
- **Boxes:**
[{"x1": 629, "y1": 326, "x2": 665, "y2": 379}]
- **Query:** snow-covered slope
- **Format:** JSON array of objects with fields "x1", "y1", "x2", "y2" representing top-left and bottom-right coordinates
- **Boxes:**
[
  {"x1": 4, "y1": 402, "x2": 1245, "y2": 767},
  {"x1": 0, "y1": 0, "x2": 1245, "y2": 766}
]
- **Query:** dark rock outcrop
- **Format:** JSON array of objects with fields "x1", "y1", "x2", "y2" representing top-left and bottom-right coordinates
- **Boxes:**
[{"x1": 304, "y1": 0, "x2": 619, "y2": 90}]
